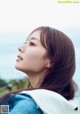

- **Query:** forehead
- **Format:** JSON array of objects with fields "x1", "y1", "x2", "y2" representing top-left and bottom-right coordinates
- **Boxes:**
[{"x1": 28, "y1": 30, "x2": 41, "y2": 41}]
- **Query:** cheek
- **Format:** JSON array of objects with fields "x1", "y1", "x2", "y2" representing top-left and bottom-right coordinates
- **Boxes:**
[
  {"x1": 26, "y1": 51, "x2": 42, "y2": 65},
  {"x1": 24, "y1": 49, "x2": 46, "y2": 69}
]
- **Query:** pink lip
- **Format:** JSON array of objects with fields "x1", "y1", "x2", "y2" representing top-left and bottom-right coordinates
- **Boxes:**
[{"x1": 16, "y1": 55, "x2": 23, "y2": 61}]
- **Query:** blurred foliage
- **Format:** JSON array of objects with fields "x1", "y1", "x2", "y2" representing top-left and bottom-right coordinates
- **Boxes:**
[
  {"x1": 0, "y1": 78, "x2": 7, "y2": 87},
  {"x1": 0, "y1": 77, "x2": 29, "y2": 97}
]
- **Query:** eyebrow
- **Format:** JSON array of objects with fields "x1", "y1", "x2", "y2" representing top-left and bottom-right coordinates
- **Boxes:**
[{"x1": 27, "y1": 37, "x2": 39, "y2": 42}]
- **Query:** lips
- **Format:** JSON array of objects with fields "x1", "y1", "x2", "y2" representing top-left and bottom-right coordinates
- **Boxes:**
[{"x1": 16, "y1": 55, "x2": 23, "y2": 61}]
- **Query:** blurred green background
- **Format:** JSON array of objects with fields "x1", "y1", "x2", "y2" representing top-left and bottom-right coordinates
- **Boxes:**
[{"x1": 0, "y1": 77, "x2": 29, "y2": 97}]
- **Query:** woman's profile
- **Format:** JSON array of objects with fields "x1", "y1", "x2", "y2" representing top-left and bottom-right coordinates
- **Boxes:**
[{"x1": 0, "y1": 26, "x2": 80, "y2": 114}]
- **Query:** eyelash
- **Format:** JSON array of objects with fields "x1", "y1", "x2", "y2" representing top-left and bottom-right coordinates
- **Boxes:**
[
  {"x1": 24, "y1": 41, "x2": 35, "y2": 46},
  {"x1": 29, "y1": 42, "x2": 35, "y2": 46}
]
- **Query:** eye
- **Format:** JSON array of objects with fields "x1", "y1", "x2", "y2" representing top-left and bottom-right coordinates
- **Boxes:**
[
  {"x1": 24, "y1": 40, "x2": 36, "y2": 46},
  {"x1": 29, "y1": 42, "x2": 35, "y2": 46}
]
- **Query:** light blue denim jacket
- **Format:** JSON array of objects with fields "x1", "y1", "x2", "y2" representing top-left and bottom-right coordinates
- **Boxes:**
[{"x1": 9, "y1": 93, "x2": 43, "y2": 114}]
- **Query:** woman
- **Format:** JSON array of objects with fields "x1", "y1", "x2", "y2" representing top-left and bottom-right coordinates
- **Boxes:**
[{"x1": 0, "y1": 26, "x2": 80, "y2": 114}]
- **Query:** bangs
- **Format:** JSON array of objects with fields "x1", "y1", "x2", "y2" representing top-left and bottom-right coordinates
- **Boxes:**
[{"x1": 29, "y1": 26, "x2": 48, "y2": 49}]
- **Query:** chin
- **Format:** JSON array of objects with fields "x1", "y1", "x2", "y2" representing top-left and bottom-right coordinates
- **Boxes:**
[
  {"x1": 15, "y1": 64, "x2": 26, "y2": 74},
  {"x1": 15, "y1": 64, "x2": 21, "y2": 71},
  {"x1": 15, "y1": 66, "x2": 20, "y2": 71}
]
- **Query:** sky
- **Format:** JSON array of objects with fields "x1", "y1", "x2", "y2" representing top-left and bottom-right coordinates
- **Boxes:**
[{"x1": 0, "y1": 0, "x2": 80, "y2": 86}]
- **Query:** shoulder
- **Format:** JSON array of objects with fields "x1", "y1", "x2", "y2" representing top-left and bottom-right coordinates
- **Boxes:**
[{"x1": 9, "y1": 93, "x2": 43, "y2": 114}]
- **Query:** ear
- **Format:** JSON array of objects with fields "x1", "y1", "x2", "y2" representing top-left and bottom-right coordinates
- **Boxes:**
[{"x1": 46, "y1": 59, "x2": 52, "y2": 68}]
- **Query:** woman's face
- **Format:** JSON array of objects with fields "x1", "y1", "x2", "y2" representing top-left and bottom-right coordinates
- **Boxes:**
[{"x1": 15, "y1": 31, "x2": 50, "y2": 75}]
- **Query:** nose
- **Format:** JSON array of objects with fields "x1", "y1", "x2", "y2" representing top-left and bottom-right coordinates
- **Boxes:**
[{"x1": 18, "y1": 44, "x2": 25, "y2": 52}]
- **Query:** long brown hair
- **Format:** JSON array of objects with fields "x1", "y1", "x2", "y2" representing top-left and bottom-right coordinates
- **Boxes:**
[
  {"x1": 29, "y1": 26, "x2": 76, "y2": 100},
  {"x1": 0, "y1": 26, "x2": 76, "y2": 100}
]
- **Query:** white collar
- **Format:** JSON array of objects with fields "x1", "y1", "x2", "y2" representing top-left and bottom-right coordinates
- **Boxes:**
[{"x1": 20, "y1": 89, "x2": 80, "y2": 114}]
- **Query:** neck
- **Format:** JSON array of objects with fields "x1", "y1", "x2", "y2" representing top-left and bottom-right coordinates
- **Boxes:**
[
  {"x1": 27, "y1": 70, "x2": 47, "y2": 88},
  {"x1": 29, "y1": 75, "x2": 40, "y2": 88}
]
